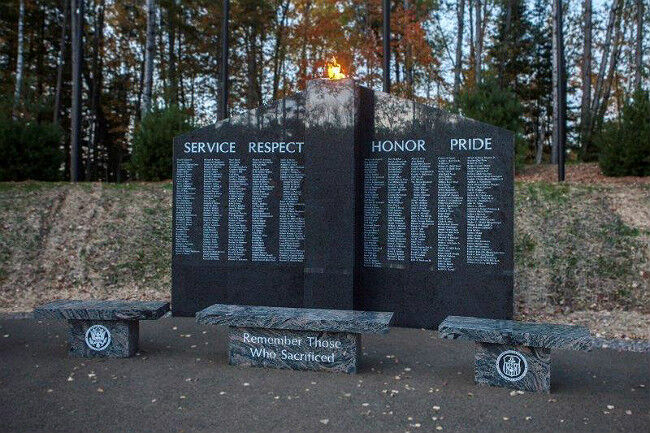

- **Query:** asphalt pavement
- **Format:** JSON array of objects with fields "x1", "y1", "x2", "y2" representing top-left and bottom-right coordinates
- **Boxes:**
[{"x1": 0, "y1": 317, "x2": 647, "y2": 433}]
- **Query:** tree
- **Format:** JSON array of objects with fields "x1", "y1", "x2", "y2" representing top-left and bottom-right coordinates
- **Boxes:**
[
  {"x1": 529, "y1": 0, "x2": 553, "y2": 164},
  {"x1": 271, "y1": 0, "x2": 290, "y2": 100},
  {"x1": 0, "y1": 116, "x2": 64, "y2": 181},
  {"x1": 633, "y1": 0, "x2": 644, "y2": 90},
  {"x1": 489, "y1": 0, "x2": 532, "y2": 95},
  {"x1": 142, "y1": 0, "x2": 156, "y2": 118},
  {"x1": 579, "y1": 0, "x2": 591, "y2": 153},
  {"x1": 474, "y1": 0, "x2": 483, "y2": 84},
  {"x1": 594, "y1": 0, "x2": 623, "y2": 131},
  {"x1": 70, "y1": 0, "x2": 84, "y2": 182},
  {"x1": 590, "y1": 0, "x2": 622, "y2": 135},
  {"x1": 11, "y1": 0, "x2": 25, "y2": 120},
  {"x1": 87, "y1": 0, "x2": 106, "y2": 181},
  {"x1": 129, "y1": 106, "x2": 191, "y2": 180},
  {"x1": 453, "y1": 0, "x2": 464, "y2": 104},
  {"x1": 597, "y1": 90, "x2": 650, "y2": 176},
  {"x1": 53, "y1": 0, "x2": 69, "y2": 125},
  {"x1": 6, "y1": 0, "x2": 633, "y2": 182},
  {"x1": 457, "y1": 74, "x2": 526, "y2": 170},
  {"x1": 165, "y1": 0, "x2": 179, "y2": 107},
  {"x1": 551, "y1": 0, "x2": 566, "y2": 168}
]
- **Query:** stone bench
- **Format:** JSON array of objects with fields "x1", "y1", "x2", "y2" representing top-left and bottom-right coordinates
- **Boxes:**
[
  {"x1": 34, "y1": 300, "x2": 170, "y2": 358},
  {"x1": 439, "y1": 316, "x2": 593, "y2": 392},
  {"x1": 196, "y1": 304, "x2": 393, "y2": 374}
]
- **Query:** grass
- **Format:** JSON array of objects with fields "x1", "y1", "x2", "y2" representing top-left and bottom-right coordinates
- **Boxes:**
[
  {"x1": 0, "y1": 180, "x2": 647, "y2": 322},
  {"x1": 514, "y1": 182, "x2": 647, "y2": 312}
]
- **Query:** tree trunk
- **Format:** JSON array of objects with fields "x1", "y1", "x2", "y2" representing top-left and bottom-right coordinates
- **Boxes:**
[
  {"x1": 591, "y1": 0, "x2": 620, "y2": 123},
  {"x1": 474, "y1": 0, "x2": 483, "y2": 85},
  {"x1": 634, "y1": 0, "x2": 644, "y2": 90},
  {"x1": 403, "y1": 0, "x2": 414, "y2": 95},
  {"x1": 167, "y1": 1, "x2": 178, "y2": 106},
  {"x1": 244, "y1": 25, "x2": 261, "y2": 108},
  {"x1": 54, "y1": 0, "x2": 70, "y2": 125},
  {"x1": 596, "y1": 8, "x2": 623, "y2": 128},
  {"x1": 190, "y1": 74, "x2": 195, "y2": 123},
  {"x1": 177, "y1": 26, "x2": 186, "y2": 108},
  {"x1": 70, "y1": 0, "x2": 84, "y2": 182},
  {"x1": 468, "y1": 0, "x2": 474, "y2": 63},
  {"x1": 36, "y1": 6, "x2": 46, "y2": 120},
  {"x1": 136, "y1": 57, "x2": 145, "y2": 122},
  {"x1": 271, "y1": 1, "x2": 289, "y2": 100},
  {"x1": 536, "y1": 113, "x2": 546, "y2": 165},
  {"x1": 157, "y1": 6, "x2": 167, "y2": 107},
  {"x1": 551, "y1": 0, "x2": 566, "y2": 167},
  {"x1": 394, "y1": 52, "x2": 400, "y2": 84},
  {"x1": 498, "y1": 0, "x2": 513, "y2": 89},
  {"x1": 453, "y1": 0, "x2": 465, "y2": 104},
  {"x1": 87, "y1": 0, "x2": 105, "y2": 181},
  {"x1": 580, "y1": 0, "x2": 592, "y2": 154},
  {"x1": 142, "y1": 0, "x2": 156, "y2": 118},
  {"x1": 12, "y1": 0, "x2": 25, "y2": 119}
]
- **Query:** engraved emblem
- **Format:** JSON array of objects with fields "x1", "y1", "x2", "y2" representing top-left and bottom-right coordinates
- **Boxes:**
[
  {"x1": 85, "y1": 325, "x2": 111, "y2": 351},
  {"x1": 496, "y1": 350, "x2": 528, "y2": 381}
]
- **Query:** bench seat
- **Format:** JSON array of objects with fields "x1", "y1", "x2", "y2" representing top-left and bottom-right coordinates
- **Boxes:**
[
  {"x1": 439, "y1": 316, "x2": 593, "y2": 351},
  {"x1": 439, "y1": 316, "x2": 593, "y2": 393},
  {"x1": 197, "y1": 304, "x2": 393, "y2": 374},
  {"x1": 196, "y1": 304, "x2": 393, "y2": 334},
  {"x1": 34, "y1": 300, "x2": 169, "y2": 322},
  {"x1": 34, "y1": 299, "x2": 170, "y2": 358}
]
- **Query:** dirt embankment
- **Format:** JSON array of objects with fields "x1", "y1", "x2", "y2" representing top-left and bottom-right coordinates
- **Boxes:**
[
  {"x1": 0, "y1": 183, "x2": 172, "y2": 312},
  {"x1": 0, "y1": 175, "x2": 648, "y2": 339}
]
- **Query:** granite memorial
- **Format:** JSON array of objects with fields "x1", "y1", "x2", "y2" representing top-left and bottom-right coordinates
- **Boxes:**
[
  {"x1": 439, "y1": 315, "x2": 593, "y2": 392},
  {"x1": 33, "y1": 300, "x2": 170, "y2": 358},
  {"x1": 173, "y1": 78, "x2": 514, "y2": 329},
  {"x1": 196, "y1": 304, "x2": 393, "y2": 373}
]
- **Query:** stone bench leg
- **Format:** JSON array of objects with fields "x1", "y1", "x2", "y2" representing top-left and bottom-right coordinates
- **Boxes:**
[
  {"x1": 68, "y1": 320, "x2": 139, "y2": 358},
  {"x1": 228, "y1": 327, "x2": 360, "y2": 373},
  {"x1": 475, "y1": 342, "x2": 551, "y2": 393}
]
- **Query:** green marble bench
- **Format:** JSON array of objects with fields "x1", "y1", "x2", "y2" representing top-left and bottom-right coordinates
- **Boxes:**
[
  {"x1": 439, "y1": 316, "x2": 593, "y2": 392},
  {"x1": 34, "y1": 300, "x2": 170, "y2": 358},
  {"x1": 196, "y1": 304, "x2": 394, "y2": 373}
]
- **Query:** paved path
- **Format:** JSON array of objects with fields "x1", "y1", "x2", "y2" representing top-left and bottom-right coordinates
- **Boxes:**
[{"x1": 0, "y1": 318, "x2": 647, "y2": 433}]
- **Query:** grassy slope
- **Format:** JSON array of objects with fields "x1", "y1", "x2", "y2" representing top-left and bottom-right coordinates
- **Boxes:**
[{"x1": 0, "y1": 181, "x2": 648, "y2": 338}]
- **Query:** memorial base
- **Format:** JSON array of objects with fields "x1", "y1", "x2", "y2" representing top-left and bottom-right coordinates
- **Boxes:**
[
  {"x1": 68, "y1": 319, "x2": 139, "y2": 358},
  {"x1": 475, "y1": 342, "x2": 550, "y2": 393},
  {"x1": 228, "y1": 327, "x2": 360, "y2": 374}
]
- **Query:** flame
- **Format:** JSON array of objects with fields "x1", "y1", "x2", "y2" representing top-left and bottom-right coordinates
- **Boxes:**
[{"x1": 327, "y1": 57, "x2": 346, "y2": 80}]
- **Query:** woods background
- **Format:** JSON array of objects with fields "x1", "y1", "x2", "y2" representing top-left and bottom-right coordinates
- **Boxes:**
[{"x1": 0, "y1": 0, "x2": 648, "y2": 182}]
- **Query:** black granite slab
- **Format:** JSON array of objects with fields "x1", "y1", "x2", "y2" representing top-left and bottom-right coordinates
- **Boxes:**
[
  {"x1": 68, "y1": 319, "x2": 139, "y2": 358},
  {"x1": 172, "y1": 78, "x2": 515, "y2": 330},
  {"x1": 475, "y1": 342, "x2": 551, "y2": 392},
  {"x1": 439, "y1": 316, "x2": 593, "y2": 350},
  {"x1": 33, "y1": 300, "x2": 170, "y2": 321},
  {"x1": 303, "y1": 78, "x2": 359, "y2": 310},
  {"x1": 228, "y1": 327, "x2": 359, "y2": 373},
  {"x1": 356, "y1": 91, "x2": 514, "y2": 329},
  {"x1": 196, "y1": 304, "x2": 393, "y2": 334},
  {"x1": 172, "y1": 94, "x2": 307, "y2": 316}
]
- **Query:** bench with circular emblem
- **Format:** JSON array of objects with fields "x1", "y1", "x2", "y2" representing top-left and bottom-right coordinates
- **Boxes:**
[
  {"x1": 439, "y1": 316, "x2": 593, "y2": 392},
  {"x1": 33, "y1": 300, "x2": 170, "y2": 358}
]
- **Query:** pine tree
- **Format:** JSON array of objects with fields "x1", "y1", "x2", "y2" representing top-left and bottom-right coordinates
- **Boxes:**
[
  {"x1": 489, "y1": 0, "x2": 533, "y2": 96},
  {"x1": 488, "y1": 0, "x2": 534, "y2": 162},
  {"x1": 528, "y1": 0, "x2": 553, "y2": 164}
]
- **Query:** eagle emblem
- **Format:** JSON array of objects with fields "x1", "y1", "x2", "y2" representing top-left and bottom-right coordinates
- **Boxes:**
[{"x1": 85, "y1": 325, "x2": 111, "y2": 351}]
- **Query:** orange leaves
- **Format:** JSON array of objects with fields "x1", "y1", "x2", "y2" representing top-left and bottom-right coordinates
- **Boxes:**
[{"x1": 287, "y1": 0, "x2": 435, "y2": 91}]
